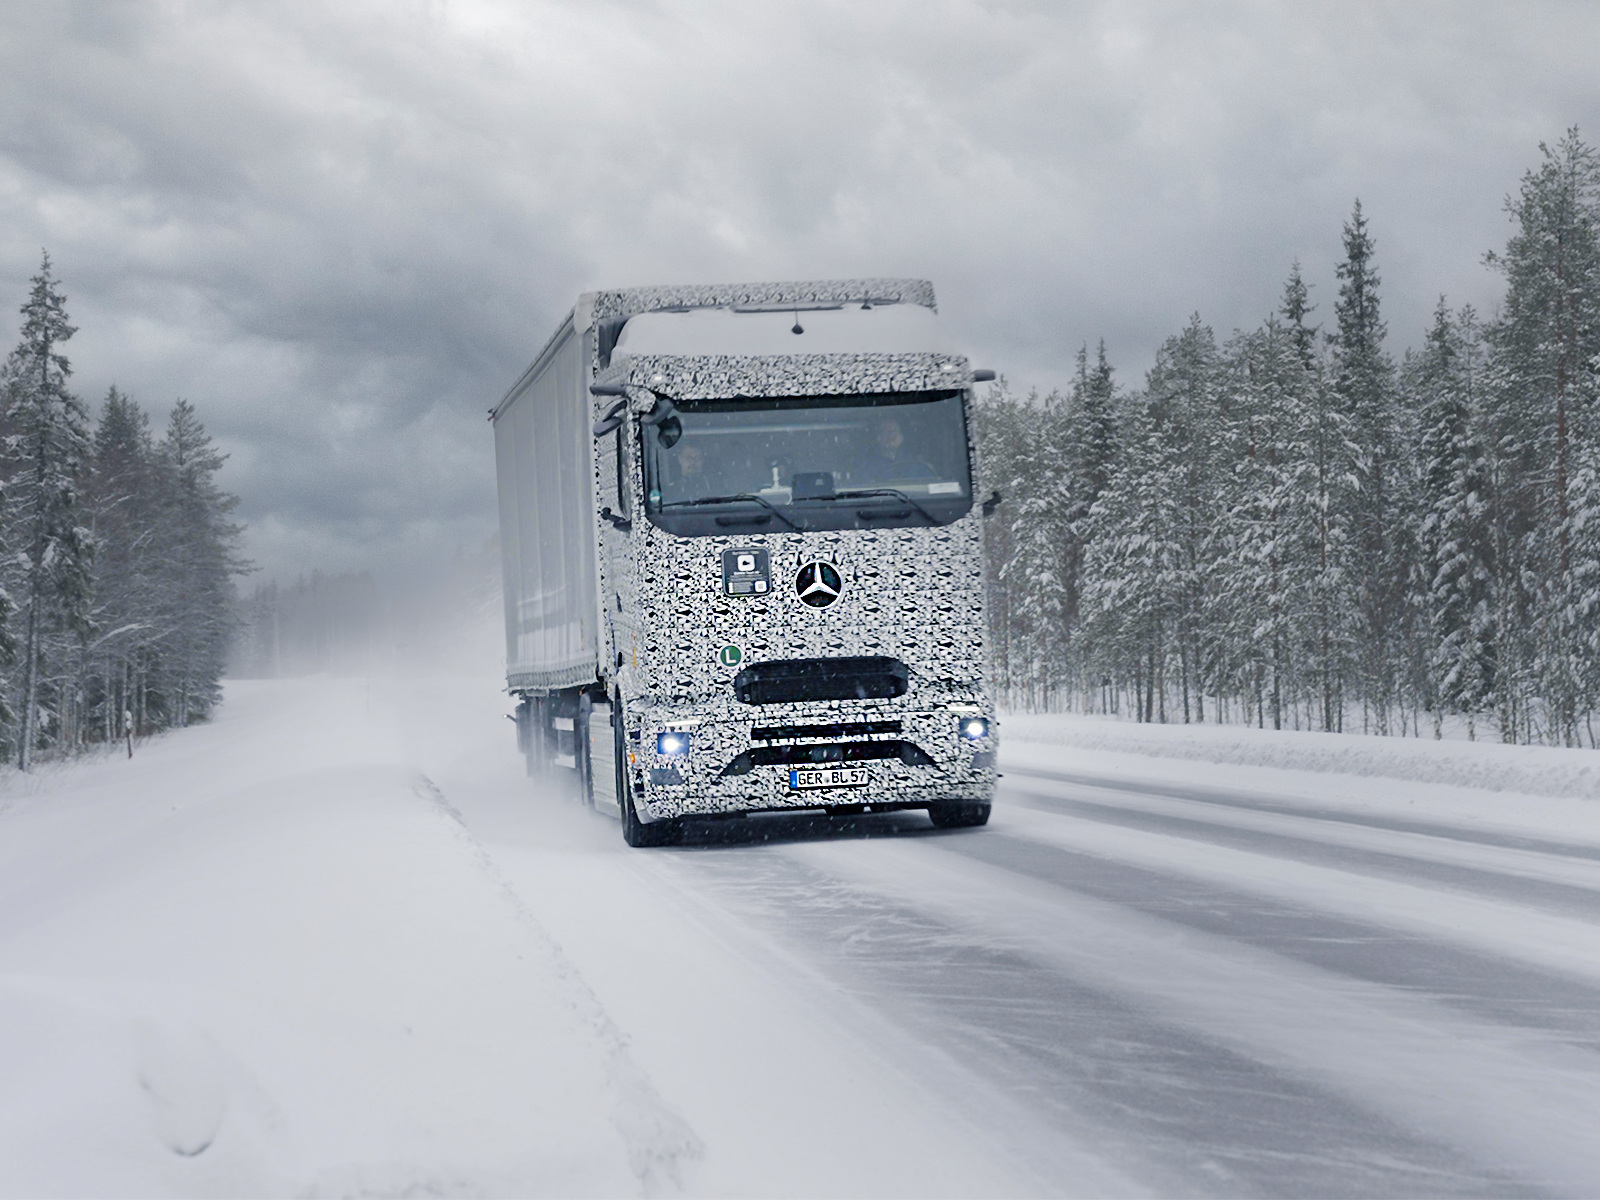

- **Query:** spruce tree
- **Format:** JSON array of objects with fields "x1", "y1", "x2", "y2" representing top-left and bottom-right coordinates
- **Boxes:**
[
  {"x1": 1412, "y1": 302, "x2": 1493, "y2": 735},
  {"x1": 1329, "y1": 200, "x2": 1405, "y2": 732},
  {"x1": 151, "y1": 400, "x2": 246, "y2": 725},
  {"x1": 3, "y1": 252, "x2": 93, "y2": 769},
  {"x1": 1279, "y1": 266, "x2": 1358, "y2": 730},
  {"x1": 1145, "y1": 317, "x2": 1224, "y2": 722},
  {"x1": 1485, "y1": 128, "x2": 1600, "y2": 743},
  {"x1": 86, "y1": 387, "x2": 160, "y2": 741},
  {"x1": 973, "y1": 377, "x2": 1030, "y2": 705},
  {"x1": 1082, "y1": 395, "x2": 1175, "y2": 723},
  {"x1": 1218, "y1": 318, "x2": 1319, "y2": 728},
  {"x1": 1059, "y1": 343, "x2": 1120, "y2": 710},
  {"x1": 1282, "y1": 260, "x2": 1320, "y2": 371},
  {"x1": 1002, "y1": 386, "x2": 1072, "y2": 708}
]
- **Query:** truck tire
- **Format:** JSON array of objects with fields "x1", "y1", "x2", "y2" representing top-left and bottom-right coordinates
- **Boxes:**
[
  {"x1": 616, "y1": 705, "x2": 682, "y2": 847},
  {"x1": 928, "y1": 801, "x2": 990, "y2": 829}
]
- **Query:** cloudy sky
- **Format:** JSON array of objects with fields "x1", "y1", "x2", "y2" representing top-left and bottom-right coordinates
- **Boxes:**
[{"x1": 2, "y1": 1, "x2": 1598, "y2": 588}]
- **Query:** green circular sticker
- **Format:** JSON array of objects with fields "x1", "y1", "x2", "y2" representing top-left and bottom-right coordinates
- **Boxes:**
[{"x1": 717, "y1": 644, "x2": 743, "y2": 667}]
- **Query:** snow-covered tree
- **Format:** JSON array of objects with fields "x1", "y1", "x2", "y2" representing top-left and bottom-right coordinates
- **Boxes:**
[
  {"x1": 1484, "y1": 128, "x2": 1600, "y2": 744},
  {"x1": 1217, "y1": 317, "x2": 1315, "y2": 728},
  {"x1": 1410, "y1": 302, "x2": 1493, "y2": 736},
  {"x1": 149, "y1": 399, "x2": 247, "y2": 725},
  {"x1": 84, "y1": 387, "x2": 163, "y2": 739},
  {"x1": 3, "y1": 252, "x2": 94, "y2": 769},
  {"x1": 1329, "y1": 200, "x2": 1407, "y2": 732}
]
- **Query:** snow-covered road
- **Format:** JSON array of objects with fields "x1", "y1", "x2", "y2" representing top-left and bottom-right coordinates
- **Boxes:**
[{"x1": 5, "y1": 675, "x2": 1600, "y2": 1196}]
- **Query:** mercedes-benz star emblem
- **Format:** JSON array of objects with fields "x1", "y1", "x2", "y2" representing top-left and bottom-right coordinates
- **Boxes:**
[{"x1": 795, "y1": 561, "x2": 843, "y2": 608}]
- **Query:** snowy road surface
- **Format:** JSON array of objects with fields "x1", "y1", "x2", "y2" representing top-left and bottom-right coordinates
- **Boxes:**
[{"x1": 4, "y1": 676, "x2": 1600, "y2": 1196}]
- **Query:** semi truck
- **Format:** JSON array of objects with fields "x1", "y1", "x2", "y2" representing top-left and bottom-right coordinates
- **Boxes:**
[{"x1": 490, "y1": 278, "x2": 999, "y2": 846}]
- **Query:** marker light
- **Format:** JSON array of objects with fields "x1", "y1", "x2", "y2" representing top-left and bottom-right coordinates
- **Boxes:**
[
  {"x1": 656, "y1": 731, "x2": 692, "y2": 756},
  {"x1": 958, "y1": 717, "x2": 990, "y2": 741}
]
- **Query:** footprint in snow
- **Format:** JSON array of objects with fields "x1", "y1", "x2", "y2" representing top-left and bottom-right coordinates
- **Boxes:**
[{"x1": 135, "y1": 1021, "x2": 229, "y2": 1157}]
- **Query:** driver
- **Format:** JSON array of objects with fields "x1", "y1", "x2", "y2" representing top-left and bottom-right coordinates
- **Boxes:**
[
  {"x1": 855, "y1": 414, "x2": 936, "y2": 481},
  {"x1": 673, "y1": 441, "x2": 706, "y2": 486}
]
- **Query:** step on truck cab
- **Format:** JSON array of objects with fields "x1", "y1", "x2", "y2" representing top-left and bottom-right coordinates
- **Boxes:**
[{"x1": 491, "y1": 278, "x2": 999, "y2": 845}]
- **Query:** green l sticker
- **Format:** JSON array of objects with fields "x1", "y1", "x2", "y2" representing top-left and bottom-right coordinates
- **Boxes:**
[{"x1": 717, "y1": 644, "x2": 743, "y2": 667}]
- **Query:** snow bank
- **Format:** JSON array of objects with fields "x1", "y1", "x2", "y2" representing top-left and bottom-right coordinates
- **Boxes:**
[
  {"x1": 1001, "y1": 710, "x2": 1600, "y2": 800},
  {"x1": 0, "y1": 679, "x2": 654, "y2": 1198}
]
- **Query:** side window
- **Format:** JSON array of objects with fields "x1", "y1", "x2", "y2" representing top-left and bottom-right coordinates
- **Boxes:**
[{"x1": 614, "y1": 425, "x2": 632, "y2": 519}]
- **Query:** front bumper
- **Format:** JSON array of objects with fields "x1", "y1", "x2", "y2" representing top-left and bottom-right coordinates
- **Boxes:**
[{"x1": 628, "y1": 704, "x2": 997, "y2": 820}]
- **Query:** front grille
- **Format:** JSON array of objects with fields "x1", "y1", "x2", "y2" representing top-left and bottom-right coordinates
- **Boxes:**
[
  {"x1": 750, "y1": 720, "x2": 903, "y2": 742},
  {"x1": 733, "y1": 657, "x2": 910, "y2": 705},
  {"x1": 720, "y1": 739, "x2": 935, "y2": 776}
]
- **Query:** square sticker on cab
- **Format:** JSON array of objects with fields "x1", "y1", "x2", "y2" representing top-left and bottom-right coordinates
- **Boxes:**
[{"x1": 721, "y1": 547, "x2": 770, "y2": 596}]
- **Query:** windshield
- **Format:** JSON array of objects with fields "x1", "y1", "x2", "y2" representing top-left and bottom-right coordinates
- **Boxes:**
[{"x1": 640, "y1": 391, "x2": 973, "y2": 535}]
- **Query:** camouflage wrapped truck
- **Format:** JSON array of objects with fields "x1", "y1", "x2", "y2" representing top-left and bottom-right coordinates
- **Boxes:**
[{"x1": 491, "y1": 279, "x2": 999, "y2": 846}]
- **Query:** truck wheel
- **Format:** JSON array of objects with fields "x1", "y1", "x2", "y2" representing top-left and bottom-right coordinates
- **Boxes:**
[
  {"x1": 616, "y1": 706, "x2": 681, "y2": 847},
  {"x1": 928, "y1": 802, "x2": 991, "y2": 829}
]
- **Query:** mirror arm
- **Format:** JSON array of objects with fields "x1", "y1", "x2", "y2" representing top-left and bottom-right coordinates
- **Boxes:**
[
  {"x1": 599, "y1": 507, "x2": 632, "y2": 532},
  {"x1": 981, "y1": 490, "x2": 1004, "y2": 517},
  {"x1": 640, "y1": 396, "x2": 677, "y2": 426},
  {"x1": 592, "y1": 398, "x2": 627, "y2": 437}
]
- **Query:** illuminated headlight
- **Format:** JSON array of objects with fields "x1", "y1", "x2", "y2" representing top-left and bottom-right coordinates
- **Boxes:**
[
  {"x1": 958, "y1": 717, "x2": 990, "y2": 741},
  {"x1": 656, "y1": 731, "x2": 692, "y2": 756}
]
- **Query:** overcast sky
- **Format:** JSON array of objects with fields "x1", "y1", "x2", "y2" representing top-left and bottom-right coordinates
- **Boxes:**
[{"x1": 3, "y1": 1, "x2": 1598, "y2": 588}]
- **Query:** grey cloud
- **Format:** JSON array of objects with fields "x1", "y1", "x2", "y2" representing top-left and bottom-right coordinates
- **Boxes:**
[{"x1": 2, "y1": 0, "x2": 1598, "y2": 586}]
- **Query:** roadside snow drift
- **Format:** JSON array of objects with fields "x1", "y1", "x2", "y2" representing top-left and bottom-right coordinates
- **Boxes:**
[{"x1": 0, "y1": 679, "x2": 683, "y2": 1198}]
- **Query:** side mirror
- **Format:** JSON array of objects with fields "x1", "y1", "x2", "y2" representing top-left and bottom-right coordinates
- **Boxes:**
[
  {"x1": 971, "y1": 369, "x2": 996, "y2": 383},
  {"x1": 981, "y1": 490, "x2": 1003, "y2": 517},
  {"x1": 590, "y1": 379, "x2": 629, "y2": 397}
]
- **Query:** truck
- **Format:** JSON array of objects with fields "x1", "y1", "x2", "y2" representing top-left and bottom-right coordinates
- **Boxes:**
[{"x1": 490, "y1": 278, "x2": 999, "y2": 846}]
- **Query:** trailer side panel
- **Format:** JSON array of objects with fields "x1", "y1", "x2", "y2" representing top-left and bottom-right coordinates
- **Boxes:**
[{"x1": 494, "y1": 315, "x2": 600, "y2": 691}]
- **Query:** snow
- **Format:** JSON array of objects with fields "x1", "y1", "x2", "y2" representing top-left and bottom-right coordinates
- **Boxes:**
[
  {"x1": 804, "y1": 833, "x2": 1600, "y2": 1195},
  {"x1": 0, "y1": 680, "x2": 656, "y2": 1197},
  {"x1": 1002, "y1": 709, "x2": 1600, "y2": 841},
  {"x1": 5, "y1": 674, "x2": 1600, "y2": 1196},
  {"x1": 613, "y1": 303, "x2": 948, "y2": 358}
]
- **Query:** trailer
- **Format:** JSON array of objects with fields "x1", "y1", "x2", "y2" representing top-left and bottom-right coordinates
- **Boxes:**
[{"x1": 490, "y1": 279, "x2": 999, "y2": 845}]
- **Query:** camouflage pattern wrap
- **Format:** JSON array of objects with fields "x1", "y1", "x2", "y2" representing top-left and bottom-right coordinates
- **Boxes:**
[{"x1": 588, "y1": 280, "x2": 995, "y2": 820}]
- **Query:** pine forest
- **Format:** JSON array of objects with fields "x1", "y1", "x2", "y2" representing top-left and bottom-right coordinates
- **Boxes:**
[
  {"x1": 0, "y1": 253, "x2": 246, "y2": 768},
  {"x1": 979, "y1": 130, "x2": 1600, "y2": 748}
]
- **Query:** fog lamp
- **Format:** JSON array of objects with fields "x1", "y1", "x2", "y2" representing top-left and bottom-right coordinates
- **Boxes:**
[
  {"x1": 656, "y1": 731, "x2": 692, "y2": 756},
  {"x1": 958, "y1": 716, "x2": 990, "y2": 741}
]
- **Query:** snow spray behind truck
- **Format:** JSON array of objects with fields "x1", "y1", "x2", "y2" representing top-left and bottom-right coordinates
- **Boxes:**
[{"x1": 491, "y1": 279, "x2": 1000, "y2": 846}]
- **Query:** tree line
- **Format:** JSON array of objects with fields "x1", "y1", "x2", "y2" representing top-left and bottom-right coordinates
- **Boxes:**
[
  {"x1": 0, "y1": 253, "x2": 245, "y2": 768},
  {"x1": 978, "y1": 129, "x2": 1600, "y2": 747}
]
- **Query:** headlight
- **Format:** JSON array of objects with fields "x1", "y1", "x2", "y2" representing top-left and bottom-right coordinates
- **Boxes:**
[
  {"x1": 656, "y1": 731, "x2": 692, "y2": 756},
  {"x1": 958, "y1": 716, "x2": 990, "y2": 741}
]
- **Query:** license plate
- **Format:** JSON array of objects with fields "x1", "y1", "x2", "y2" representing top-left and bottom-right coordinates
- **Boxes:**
[{"x1": 790, "y1": 766, "x2": 869, "y2": 790}]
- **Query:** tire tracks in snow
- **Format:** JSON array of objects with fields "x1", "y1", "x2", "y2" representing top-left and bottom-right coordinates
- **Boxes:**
[
  {"x1": 794, "y1": 830, "x2": 1600, "y2": 1195},
  {"x1": 1005, "y1": 782, "x2": 1600, "y2": 920},
  {"x1": 644, "y1": 827, "x2": 1529, "y2": 1198},
  {"x1": 412, "y1": 774, "x2": 704, "y2": 1196},
  {"x1": 964, "y1": 815, "x2": 1600, "y2": 1052},
  {"x1": 994, "y1": 786, "x2": 1600, "y2": 991}
]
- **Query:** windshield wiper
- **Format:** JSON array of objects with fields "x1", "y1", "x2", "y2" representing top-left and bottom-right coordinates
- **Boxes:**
[
  {"x1": 661, "y1": 493, "x2": 801, "y2": 531},
  {"x1": 833, "y1": 487, "x2": 940, "y2": 524}
]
